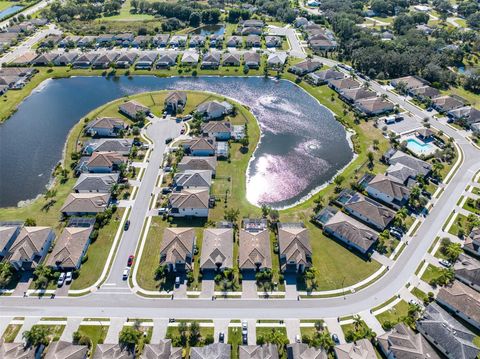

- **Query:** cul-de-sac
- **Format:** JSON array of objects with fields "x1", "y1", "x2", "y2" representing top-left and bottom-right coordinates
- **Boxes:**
[{"x1": 0, "y1": 0, "x2": 480, "y2": 357}]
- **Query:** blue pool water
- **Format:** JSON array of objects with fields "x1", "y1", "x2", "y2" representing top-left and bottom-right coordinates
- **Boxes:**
[
  {"x1": 406, "y1": 138, "x2": 434, "y2": 155},
  {"x1": 0, "y1": 5, "x2": 24, "y2": 20}
]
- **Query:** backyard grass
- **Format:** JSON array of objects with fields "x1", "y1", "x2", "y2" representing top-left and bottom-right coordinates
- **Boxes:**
[
  {"x1": 76, "y1": 325, "x2": 109, "y2": 356},
  {"x1": 165, "y1": 322, "x2": 213, "y2": 350},
  {"x1": 1, "y1": 324, "x2": 21, "y2": 342},
  {"x1": 420, "y1": 264, "x2": 444, "y2": 284},
  {"x1": 375, "y1": 300, "x2": 410, "y2": 328},
  {"x1": 102, "y1": 0, "x2": 154, "y2": 21},
  {"x1": 228, "y1": 327, "x2": 242, "y2": 359}
]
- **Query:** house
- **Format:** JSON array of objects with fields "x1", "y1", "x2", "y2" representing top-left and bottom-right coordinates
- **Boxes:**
[
  {"x1": 209, "y1": 34, "x2": 223, "y2": 47},
  {"x1": 246, "y1": 35, "x2": 261, "y2": 47},
  {"x1": 93, "y1": 344, "x2": 134, "y2": 359},
  {"x1": 365, "y1": 174, "x2": 410, "y2": 207},
  {"x1": 190, "y1": 343, "x2": 231, "y2": 359},
  {"x1": 309, "y1": 37, "x2": 337, "y2": 52},
  {"x1": 431, "y1": 96, "x2": 464, "y2": 113},
  {"x1": 265, "y1": 36, "x2": 282, "y2": 48},
  {"x1": 177, "y1": 156, "x2": 217, "y2": 176},
  {"x1": 377, "y1": 323, "x2": 441, "y2": 359},
  {"x1": 201, "y1": 52, "x2": 221, "y2": 69},
  {"x1": 239, "y1": 345, "x2": 278, "y2": 359},
  {"x1": 85, "y1": 117, "x2": 127, "y2": 137},
  {"x1": 0, "y1": 225, "x2": 21, "y2": 257},
  {"x1": 92, "y1": 52, "x2": 118, "y2": 69},
  {"x1": 328, "y1": 78, "x2": 360, "y2": 92},
  {"x1": 60, "y1": 193, "x2": 111, "y2": 216},
  {"x1": 72, "y1": 52, "x2": 98, "y2": 68},
  {"x1": 53, "y1": 52, "x2": 79, "y2": 66},
  {"x1": 181, "y1": 51, "x2": 199, "y2": 66},
  {"x1": 189, "y1": 35, "x2": 205, "y2": 48},
  {"x1": 82, "y1": 139, "x2": 132, "y2": 156},
  {"x1": 140, "y1": 340, "x2": 182, "y2": 359},
  {"x1": 454, "y1": 253, "x2": 480, "y2": 292},
  {"x1": 115, "y1": 52, "x2": 138, "y2": 68},
  {"x1": 390, "y1": 76, "x2": 428, "y2": 90},
  {"x1": 241, "y1": 27, "x2": 262, "y2": 35},
  {"x1": 0, "y1": 340, "x2": 39, "y2": 358},
  {"x1": 196, "y1": 100, "x2": 233, "y2": 120},
  {"x1": 201, "y1": 121, "x2": 232, "y2": 140},
  {"x1": 135, "y1": 52, "x2": 157, "y2": 69},
  {"x1": 267, "y1": 53, "x2": 287, "y2": 68},
  {"x1": 222, "y1": 53, "x2": 241, "y2": 67},
  {"x1": 324, "y1": 212, "x2": 378, "y2": 254},
  {"x1": 226, "y1": 36, "x2": 242, "y2": 48},
  {"x1": 159, "y1": 227, "x2": 195, "y2": 272},
  {"x1": 58, "y1": 35, "x2": 81, "y2": 47},
  {"x1": 472, "y1": 123, "x2": 480, "y2": 135},
  {"x1": 96, "y1": 34, "x2": 115, "y2": 46},
  {"x1": 242, "y1": 19, "x2": 264, "y2": 28},
  {"x1": 44, "y1": 341, "x2": 88, "y2": 359},
  {"x1": 156, "y1": 53, "x2": 177, "y2": 69},
  {"x1": 333, "y1": 339, "x2": 376, "y2": 359},
  {"x1": 416, "y1": 303, "x2": 480, "y2": 359},
  {"x1": 153, "y1": 34, "x2": 170, "y2": 47},
  {"x1": 169, "y1": 35, "x2": 187, "y2": 47},
  {"x1": 172, "y1": 170, "x2": 212, "y2": 190},
  {"x1": 355, "y1": 97, "x2": 395, "y2": 116},
  {"x1": 340, "y1": 87, "x2": 377, "y2": 103},
  {"x1": 164, "y1": 91, "x2": 187, "y2": 113},
  {"x1": 277, "y1": 223, "x2": 312, "y2": 273},
  {"x1": 387, "y1": 150, "x2": 432, "y2": 177},
  {"x1": 448, "y1": 106, "x2": 480, "y2": 126},
  {"x1": 31, "y1": 52, "x2": 59, "y2": 66},
  {"x1": 73, "y1": 173, "x2": 119, "y2": 193},
  {"x1": 183, "y1": 137, "x2": 216, "y2": 156},
  {"x1": 76, "y1": 152, "x2": 127, "y2": 173},
  {"x1": 77, "y1": 36, "x2": 96, "y2": 47},
  {"x1": 286, "y1": 343, "x2": 327, "y2": 359},
  {"x1": 436, "y1": 280, "x2": 480, "y2": 330},
  {"x1": 132, "y1": 35, "x2": 151, "y2": 48},
  {"x1": 465, "y1": 228, "x2": 480, "y2": 257},
  {"x1": 46, "y1": 226, "x2": 92, "y2": 270},
  {"x1": 385, "y1": 163, "x2": 419, "y2": 185},
  {"x1": 288, "y1": 60, "x2": 322, "y2": 76},
  {"x1": 295, "y1": 17, "x2": 309, "y2": 28},
  {"x1": 239, "y1": 228, "x2": 271, "y2": 271},
  {"x1": 410, "y1": 85, "x2": 440, "y2": 101},
  {"x1": 7, "y1": 227, "x2": 55, "y2": 270},
  {"x1": 306, "y1": 69, "x2": 345, "y2": 86},
  {"x1": 244, "y1": 52, "x2": 260, "y2": 69},
  {"x1": 169, "y1": 189, "x2": 210, "y2": 217},
  {"x1": 119, "y1": 100, "x2": 150, "y2": 120},
  {"x1": 344, "y1": 192, "x2": 396, "y2": 231},
  {"x1": 200, "y1": 228, "x2": 233, "y2": 271}
]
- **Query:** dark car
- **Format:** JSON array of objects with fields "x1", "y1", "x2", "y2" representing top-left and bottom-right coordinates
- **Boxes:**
[
  {"x1": 332, "y1": 333, "x2": 340, "y2": 345},
  {"x1": 219, "y1": 332, "x2": 225, "y2": 343},
  {"x1": 124, "y1": 220, "x2": 130, "y2": 231},
  {"x1": 242, "y1": 333, "x2": 248, "y2": 345},
  {"x1": 127, "y1": 255, "x2": 134, "y2": 267},
  {"x1": 165, "y1": 137, "x2": 173, "y2": 144}
]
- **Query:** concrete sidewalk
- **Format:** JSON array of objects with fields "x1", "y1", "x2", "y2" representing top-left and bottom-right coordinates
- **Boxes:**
[{"x1": 15, "y1": 317, "x2": 39, "y2": 343}]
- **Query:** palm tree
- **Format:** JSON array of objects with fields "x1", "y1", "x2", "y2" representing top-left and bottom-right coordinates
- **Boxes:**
[
  {"x1": 316, "y1": 330, "x2": 334, "y2": 351},
  {"x1": 445, "y1": 243, "x2": 463, "y2": 262},
  {"x1": 0, "y1": 262, "x2": 14, "y2": 288}
]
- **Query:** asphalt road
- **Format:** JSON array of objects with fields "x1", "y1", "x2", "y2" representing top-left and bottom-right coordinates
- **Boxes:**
[{"x1": 103, "y1": 116, "x2": 182, "y2": 289}]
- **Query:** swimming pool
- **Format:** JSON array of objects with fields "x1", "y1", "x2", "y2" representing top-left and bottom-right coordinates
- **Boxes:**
[{"x1": 406, "y1": 138, "x2": 435, "y2": 156}]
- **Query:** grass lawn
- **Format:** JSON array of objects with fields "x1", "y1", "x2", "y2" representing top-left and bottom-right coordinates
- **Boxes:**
[
  {"x1": 256, "y1": 327, "x2": 288, "y2": 358},
  {"x1": 76, "y1": 325, "x2": 109, "y2": 356},
  {"x1": 165, "y1": 322, "x2": 213, "y2": 350},
  {"x1": 448, "y1": 213, "x2": 469, "y2": 237},
  {"x1": 375, "y1": 300, "x2": 410, "y2": 328},
  {"x1": 32, "y1": 325, "x2": 65, "y2": 341},
  {"x1": 463, "y1": 198, "x2": 480, "y2": 215},
  {"x1": 228, "y1": 327, "x2": 242, "y2": 359},
  {"x1": 102, "y1": 0, "x2": 154, "y2": 21},
  {"x1": 341, "y1": 320, "x2": 369, "y2": 342},
  {"x1": 411, "y1": 287, "x2": 428, "y2": 302},
  {"x1": 1, "y1": 324, "x2": 21, "y2": 342},
  {"x1": 420, "y1": 264, "x2": 444, "y2": 284},
  {"x1": 0, "y1": 1, "x2": 16, "y2": 11},
  {"x1": 472, "y1": 187, "x2": 480, "y2": 196}
]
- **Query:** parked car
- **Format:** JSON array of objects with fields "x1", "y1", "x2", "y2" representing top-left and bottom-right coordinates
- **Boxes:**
[
  {"x1": 183, "y1": 115, "x2": 192, "y2": 121},
  {"x1": 124, "y1": 220, "x2": 130, "y2": 231},
  {"x1": 127, "y1": 255, "x2": 134, "y2": 267},
  {"x1": 409, "y1": 299, "x2": 420, "y2": 306},
  {"x1": 122, "y1": 267, "x2": 130, "y2": 280},
  {"x1": 242, "y1": 333, "x2": 248, "y2": 345},
  {"x1": 158, "y1": 207, "x2": 168, "y2": 215},
  {"x1": 440, "y1": 259, "x2": 452, "y2": 267},
  {"x1": 242, "y1": 320, "x2": 248, "y2": 335},
  {"x1": 390, "y1": 229, "x2": 402, "y2": 239},
  {"x1": 175, "y1": 276, "x2": 181, "y2": 287},
  {"x1": 165, "y1": 137, "x2": 173, "y2": 144},
  {"x1": 57, "y1": 272, "x2": 66, "y2": 287},
  {"x1": 332, "y1": 333, "x2": 340, "y2": 345},
  {"x1": 65, "y1": 272, "x2": 73, "y2": 284},
  {"x1": 219, "y1": 332, "x2": 225, "y2": 343},
  {"x1": 161, "y1": 187, "x2": 172, "y2": 194},
  {"x1": 295, "y1": 334, "x2": 301, "y2": 343}
]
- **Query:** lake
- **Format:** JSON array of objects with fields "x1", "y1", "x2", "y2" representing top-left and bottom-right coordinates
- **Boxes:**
[
  {"x1": 190, "y1": 24, "x2": 225, "y2": 36},
  {"x1": 0, "y1": 5, "x2": 23, "y2": 20},
  {"x1": 0, "y1": 76, "x2": 353, "y2": 208}
]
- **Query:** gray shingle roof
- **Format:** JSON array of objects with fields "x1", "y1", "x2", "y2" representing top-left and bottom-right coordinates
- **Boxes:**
[
  {"x1": 73, "y1": 173, "x2": 119, "y2": 193},
  {"x1": 140, "y1": 340, "x2": 182, "y2": 359},
  {"x1": 344, "y1": 192, "x2": 396, "y2": 230},
  {"x1": 190, "y1": 343, "x2": 231, "y2": 359},
  {"x1": 44, "y1": 340, "x2": 88, "y2": 359},
  {"x1": 239, "y1": 344, "x2": 279, "y2": 359},
  {"x1": 239, "y1": 229, "x2": 272, "y2": 270},
  {"x1": 200, "y1": 228, "x2": 233, "y2": 270},
  {"x1": 388, "y1": 151, "x2": 432, "y2": 176}
]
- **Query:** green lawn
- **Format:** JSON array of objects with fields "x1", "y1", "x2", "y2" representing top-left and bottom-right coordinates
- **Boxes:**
[
  {"x1": 421, "y1": 264, "x2": 444, "y2": 284},
  {"x1": 228, "y1": 327, "x2": 242, "y2": 359},
  {"x1": 472, "y1": 187, "x2": 480, "y2": 196},
  {"x1": 102, "y1": 0, "x2": 154, "y2": 21},
  {"x1": 448, "y1": 213, "x2": 469, "y2": 237},
  {"x1": 463, "y1": 198, "x2": 480, "y2": 215},
  {"x1": 411, "y1": 287, "x2": 428, "y2": 302},
  {"x1": 1, "y1": 324, "x2": 21, "y2": 342},
  {"x1": 31, "y1": 325, "x2": 65, "y2": 342},
  {"x1": 0, "y1": 1, "x2": 15, "y2": 11},
  {"x1": 165, "y1": 322, "x2": 214, "y2": 350},
  {"x1": 76, "y1": 325, "x2": 109, "y2": 356},
  {"x1": 375, "y1": 300, "x2": 410, "y2": 328}
]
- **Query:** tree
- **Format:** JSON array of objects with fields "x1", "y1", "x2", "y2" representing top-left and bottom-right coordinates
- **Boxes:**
[
  {"x1": 189, "y1": 322, "x2": 200, "y2": 346},
  {"x1": 25, "y1": 218, "x2": 36, "y2": 226},
  {"x1": 33, "y1": 265, "x2": 53, "y2": 289},
  {"x1": 189, "y1": 12, "x2": 201, "y2": 27},
  {"x1": 333, "y1": 175, "x2": 345, "y2": 192},
  {"x1": 0, "y1": 262, "x2": 14, "y2": 288},
  {"x1": 23, "y1": 326, "x2": 50, "y2": 347},
  {"x1": 118, "y1": 326, "x2": 140, "y2": 347},
  {"x1": 444, "y1": 242, "x2": 463, "y2": 262},
  {"x1": 224, "y1": 208, "x2": 240, "y2": 224}
]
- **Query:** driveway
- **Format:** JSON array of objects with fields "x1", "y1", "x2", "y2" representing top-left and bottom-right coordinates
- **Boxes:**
[
  {"x1": 241, "y1": 273, "x2": 257, "y2": 299},
  {"x1": 284, "y1": 274, "x2": 298, "y2": 300},
  {"x1": 12, "y1": 271, "x2": 33, "y2": 297},
  {"x1": 104, "y1": 317, "x2": 126, "y2": 344},
  {"x1": 200, "y1": 272, "x2": 215, "y2": 299}
]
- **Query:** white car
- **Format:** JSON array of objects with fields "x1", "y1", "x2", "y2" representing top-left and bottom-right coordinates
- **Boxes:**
[
  {"x1": 65, "y1": 272, "x2": 73, "y2": 284},
  {"x1": 242, "y1": 320, "x2": 248, "y2": 335},
  {"x1": 409, "y1": 299, "x2": 419, "y2": 306},
  {"x1": 439, "y1": 259, "x2": 452, "y2": 267},
  {"x1": 122, "y1": 267, "x2": 130, "y2": 280},
  {"x1": 57, "y1": 272, "x2": 66, "y2": 287}
]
